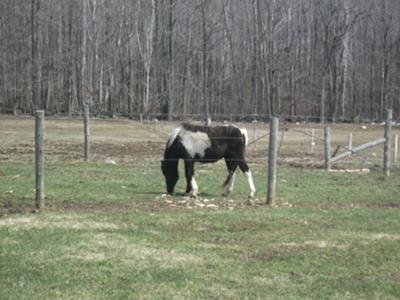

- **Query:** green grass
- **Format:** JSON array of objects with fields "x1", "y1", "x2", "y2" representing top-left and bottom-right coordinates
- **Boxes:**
[{"x1": 1, "y1": 162, "x2": 400, "y2": 299}]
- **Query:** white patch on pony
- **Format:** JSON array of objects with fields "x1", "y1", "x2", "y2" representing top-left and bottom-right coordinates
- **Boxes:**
[
  {"x1": 226, "y1": 172, "x2": 236, "y2": 194},
  {"x1": 167, "y1": 126, "x2": 183, "y2": 148},
  {"x1": 180, "y1": 130, "x2": 211, "y2": 158},
  {"x1": 245, "y1": 171, "x2": 256, "y2": 197},
  {"x1": 191, "y1": 177, "x2": 198, "y2": 196}
]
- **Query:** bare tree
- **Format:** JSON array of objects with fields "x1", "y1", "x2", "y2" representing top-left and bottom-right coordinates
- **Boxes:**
[
  {"x1": 1, "y1": 0, "x2": 400, "y2": 121},
  {"x1": 136, "y1": 0, "x2": 156, "y2": 114},
  {"x1": 31, "y1": 0, "x2": 41, "y2": 110}
]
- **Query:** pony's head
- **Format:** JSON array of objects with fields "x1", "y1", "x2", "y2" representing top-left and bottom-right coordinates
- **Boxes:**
[{"x1": 161, "y1": 159, "x2": 179, "y2": 194}]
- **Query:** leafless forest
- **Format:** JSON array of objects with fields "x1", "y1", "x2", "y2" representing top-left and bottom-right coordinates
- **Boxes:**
[{"x1": 1, "y1": 0, "x2": 400, "y2": 121}]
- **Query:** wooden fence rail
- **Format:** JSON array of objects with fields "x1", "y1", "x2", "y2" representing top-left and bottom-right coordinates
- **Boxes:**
[
  {"x1": 331, "y1": 138, "x2": 386, "y2": 163},
  {"x1": 325, "y1": 109, "x2": 393, "y2": 176}
]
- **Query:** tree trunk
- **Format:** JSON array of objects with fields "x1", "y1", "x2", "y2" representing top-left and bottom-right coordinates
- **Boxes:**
[
  {"x1": 31, "y1": 0, "x2": 41, "y2": 110},
  {"x1": 201, "y1": 0, "x2": 210, "y2": 124},
  {"x1": 340, "y1": 0, "x2": 351, "y2": 120}
]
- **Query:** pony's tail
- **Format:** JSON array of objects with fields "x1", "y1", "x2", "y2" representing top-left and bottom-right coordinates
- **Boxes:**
[{"x1": 239, "y1": 128, "x2": 249, "y2": 147}]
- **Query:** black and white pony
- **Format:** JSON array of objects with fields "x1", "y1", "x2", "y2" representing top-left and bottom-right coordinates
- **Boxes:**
[{"x1": 161, "y1": 123, "x2": 256, "y2": 198}]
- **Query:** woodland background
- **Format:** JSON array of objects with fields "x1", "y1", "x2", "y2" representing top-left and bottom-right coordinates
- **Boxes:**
[{"x1": 1, "y1": 0, "x2": 400, "y2": 121}]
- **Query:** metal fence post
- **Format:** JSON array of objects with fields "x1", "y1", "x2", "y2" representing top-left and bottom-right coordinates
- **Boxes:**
[
  {"x1": 267, "y1": 117, "x2": 279, "y2": 205},
  {"x1": 384, "y1": 109, "x2": 392, "y2": 176},
  {"x1": 35, "y1": 110, "x2": 45, "y2": 210},
  {"x1": 324, "y1": 127, "x2": 332, "y2": 171}
]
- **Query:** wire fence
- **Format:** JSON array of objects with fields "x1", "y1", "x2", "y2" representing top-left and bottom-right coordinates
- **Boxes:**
[
  {"x1": 1, "y1": 110, "x2": 400, "y2": 211},
  {"x1": 2, "y1": 114, "x2": 399, "y2": 167}
]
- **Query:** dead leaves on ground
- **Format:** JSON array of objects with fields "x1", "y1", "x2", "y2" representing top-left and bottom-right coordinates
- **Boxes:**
[{"x1": 156, "y1": 194, "x2": 265, "y2": 210}]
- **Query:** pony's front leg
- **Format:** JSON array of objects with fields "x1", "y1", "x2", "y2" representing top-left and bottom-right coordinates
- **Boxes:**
[{"x1": 184, "y1": 160, "x2": 198, "y2": 197}]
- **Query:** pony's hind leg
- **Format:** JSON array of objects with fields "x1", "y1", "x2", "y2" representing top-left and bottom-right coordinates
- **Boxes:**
[
  {"x1": 238, "y1": 161, "x2": 256, "y2": 198},
  {"x1": 222, "y1": 159, "x2": 238, "y2": 196},
  {"x1": 184, "y1": 160, "x2": 198, "y2": 197}
]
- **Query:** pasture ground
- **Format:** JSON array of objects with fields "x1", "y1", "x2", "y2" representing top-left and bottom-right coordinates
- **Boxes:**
[{"x1": 1, "y1": 115, "x2": 400, "y2": 299}]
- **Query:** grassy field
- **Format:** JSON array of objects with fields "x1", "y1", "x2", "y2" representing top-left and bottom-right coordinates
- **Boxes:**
[{"x1": 1, "y1": 115, "x2": 400, "y2": 299}]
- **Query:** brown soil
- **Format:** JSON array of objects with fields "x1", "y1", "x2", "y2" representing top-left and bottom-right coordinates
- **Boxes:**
[{"x1": 1, "y1": 114, "x2": 399, "y2": 167}]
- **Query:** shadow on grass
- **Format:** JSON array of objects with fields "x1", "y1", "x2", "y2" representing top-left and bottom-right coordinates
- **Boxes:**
[
  {"x1": 134, "y1": 191, "x2": 164, "y2": 196},
  {"x1": 132, "y1": 190, "x2": 222, "y2": 197},
  {"x1": 0, "y1": 201, "x2": 34, "y2": 216}
]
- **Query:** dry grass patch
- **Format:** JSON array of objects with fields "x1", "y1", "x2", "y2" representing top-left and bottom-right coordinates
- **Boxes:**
[
  {"x1": 360, "y1": 232, "x2": 400, "y2": 241},
  {"x1": 64, "y1": 232, "x2": 203, "y2": 269},
  {"x1": 0, "y1": 214, "x2": 121, "y2": 231},
  {"x1": 274, "y1": 240, "x2": 350, "y2": 249}
]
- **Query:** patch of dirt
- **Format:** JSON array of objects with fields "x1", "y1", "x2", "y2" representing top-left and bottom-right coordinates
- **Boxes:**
[
  {"x1": 0, "y1": 141, "x2": 164, "y2": 163},
  {"x1": 156, "y1": 194, "x2": 269, "y2": 211}
]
